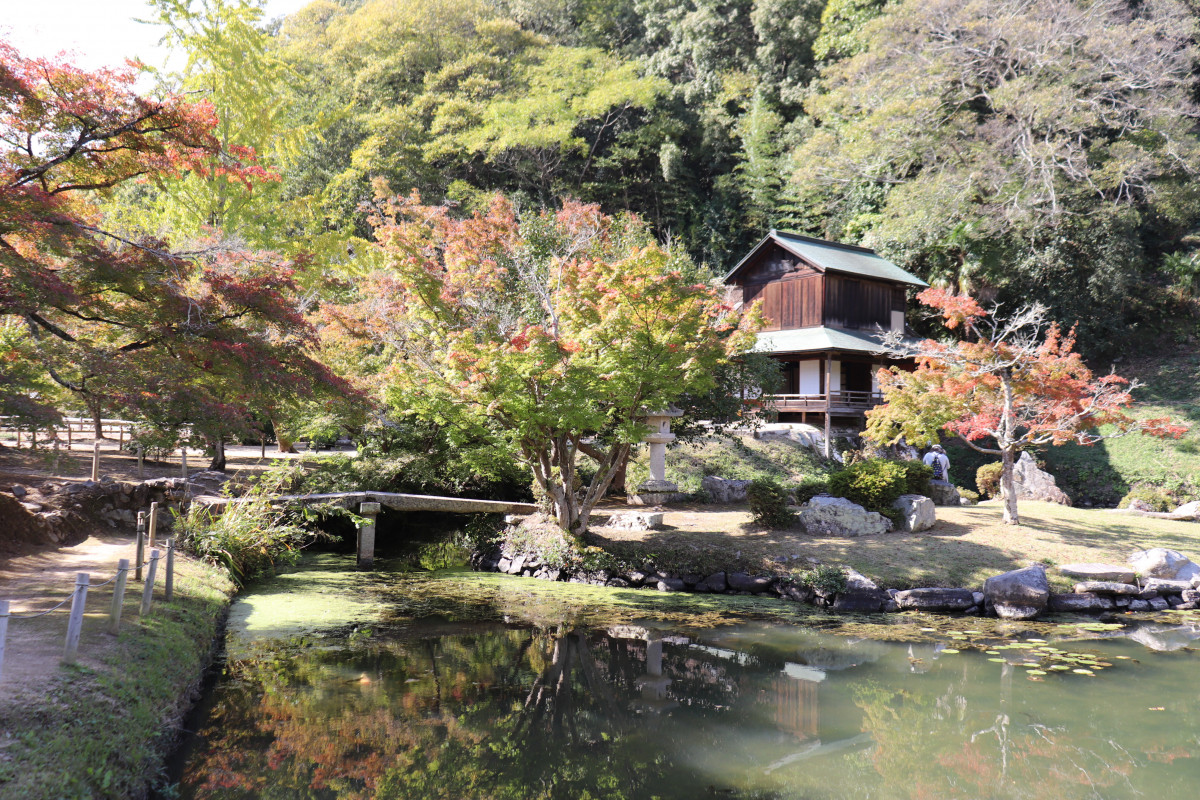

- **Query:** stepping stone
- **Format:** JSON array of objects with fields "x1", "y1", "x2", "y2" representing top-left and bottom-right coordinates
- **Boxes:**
[
  {"x1": 1074, "y1": 581, "x2": 1139, "y2": 595},
  {"x1": 1058, "y1": 563, "x2": 1135, "y2": 583}
]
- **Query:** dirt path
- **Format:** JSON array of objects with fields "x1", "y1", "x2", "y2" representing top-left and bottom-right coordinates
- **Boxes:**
[
  {"x1": 0, "y1": 527, "x2": 143, "y2": 708},
  {"x1": 0, "y1": 441, "x2": 361, "y2": 709}
]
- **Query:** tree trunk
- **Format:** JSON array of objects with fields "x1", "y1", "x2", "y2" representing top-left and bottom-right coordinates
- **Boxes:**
[
  {"x1": 272, "y1": 418, "x2": 297, "y2": 454},
  {"x1": 208, "y1": 437, "x2": 227, "y2": 472},
  {"x1": 999, "y1": 369, "x2": 1020, "y2": 525},
  {"x1": 1000, "y1": 446, "x2": 1020, "y2": 525},
  {"x1": 528, "y1": 438, "x2": 631, "y2": 539},
  {"x1": 577, "y1": 440, "x2": 629, "y2": 495},
  {"x1": 610, "y1": 452, "x2": 628, "y2": 495},
  {"x1": 91, "y1": 403, "x2": 104, "y2": 440}
]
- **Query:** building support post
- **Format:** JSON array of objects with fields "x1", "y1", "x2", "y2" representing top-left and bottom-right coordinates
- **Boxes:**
[
  {"x1": 824, "y1": 352, "x2": 833, "y2": 459},
  {"x1": 357, "y1": 502, "x2": 381, "y2": 569}
]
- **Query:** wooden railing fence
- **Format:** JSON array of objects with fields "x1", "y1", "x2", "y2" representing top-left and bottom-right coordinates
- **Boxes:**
[
  {"x1": 765, "y1": 390, "x2": 884, "y2": 411},
  {"x1": 0, "y1": 416, "x2": 136, "y2": 449},
  {"x1": 0, "y1": 530, "x2": 175, "y2": 684}
]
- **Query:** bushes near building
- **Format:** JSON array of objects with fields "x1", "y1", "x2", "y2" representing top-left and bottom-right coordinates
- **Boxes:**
[{"x1": 747, "y1": 478, "x2": 796, "y2": 528}]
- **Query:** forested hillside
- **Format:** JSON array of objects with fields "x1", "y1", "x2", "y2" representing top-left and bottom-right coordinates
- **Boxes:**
[{"x1": 108, "y1": 0, "x2": 1200, "y2": 357}]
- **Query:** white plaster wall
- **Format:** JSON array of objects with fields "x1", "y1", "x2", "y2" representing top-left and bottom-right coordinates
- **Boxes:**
[{"x1": 799, "y1": 360, "x2": 821, "y2": 395}]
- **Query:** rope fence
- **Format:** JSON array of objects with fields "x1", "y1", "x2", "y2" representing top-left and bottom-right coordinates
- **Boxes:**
[
  {"x1": 0, "y1": 417, "x2": 203, "y2": 483},
  {"x1": 0, "y1": 528, "x2": 177, "y2": 683}
]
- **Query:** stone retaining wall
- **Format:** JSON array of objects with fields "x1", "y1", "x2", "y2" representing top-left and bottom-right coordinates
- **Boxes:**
[
  {"x1": 4, "y1": 476, "x2": 196, "y2": 550},
  {"x1": 469, "y1": 548, "x2": 1200, "y2": 618}
]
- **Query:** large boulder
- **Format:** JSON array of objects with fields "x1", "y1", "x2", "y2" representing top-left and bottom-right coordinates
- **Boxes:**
[
  {"x1": 1058, "y1": 563, "x2": 1136, "y2": 584},
  {"x1": 694, "y1": 571, "x2": 727, "y2": 593},
  {"x1": 1140, "y1": 578, "x2": 1192, "y2": 595},
  {"x1": 604, "y1": 511, "x2": 664, "y2": 531},
  {"x1": 1128, "y1": 548, "x2": 1200, "y2": 581},
  {"x1": 799, "y1": 496, "x2": 893, "y2": 537},
  {"x1": 983, "y1": 564, "x2": 1050, "y2": 620},
  {"x1": 1003, "y1": 453, "x2": 1070, "y2": 503},
  {"x1": 927, "y1": 481, "x2": 961, "y2": 507},
  {"x1": 727, "y1": 572, "x2": 773, "y2": 593},
  {"x1": 1010, "y1": 452, "x2": 1071, "y2": 505},
  {"x1": 701, "y1": 476, "x2": 753, "y2": 504},
  {"x1": 831, "y1": 589, "x2": 887, "y2": 612},
  {"x1": 891, "y1": 494, "x2": 936, "y2": 532},
  {"x1": 825, "y1": 568, "x2": 887, "y2": 612},
  {"x1": 893, "y1": 588, "x2": 976, "y2": 612},
  {"x1": 186, "y1": 469, "x2": 230, "y2": 497},
  {"x1": 1048, "y1": 593, "x2": 1115, "y2": 612},
  {"x1": 1168, "y1": 500, "x2": 1200, "y2": 520}
]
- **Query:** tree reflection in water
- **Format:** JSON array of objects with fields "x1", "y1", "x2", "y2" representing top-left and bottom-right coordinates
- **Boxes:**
[
  {"x1": 179, "y1": 624, "x2": 752, "y2": 799},
  {"x1": 176, "y1": 620, "x2": 1200, "y2": 799}
]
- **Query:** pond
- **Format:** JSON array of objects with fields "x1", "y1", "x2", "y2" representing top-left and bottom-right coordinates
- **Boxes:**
[{"x1": 168, "y1": 555, "x2": 1200, "y2": 799}]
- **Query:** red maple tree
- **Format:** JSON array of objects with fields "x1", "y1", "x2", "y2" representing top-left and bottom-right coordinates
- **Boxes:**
[
  {"x1": 866, "y1": 289, "x2": 1185, "y2": 524},
  {"x1": 0, "y1": 41, "x2": 347, "y2": 462}
]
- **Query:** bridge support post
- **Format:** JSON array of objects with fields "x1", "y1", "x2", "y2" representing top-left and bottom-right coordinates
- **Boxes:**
[{"x1": 357, "y1": 502, "x2": 381, "y2": 569}]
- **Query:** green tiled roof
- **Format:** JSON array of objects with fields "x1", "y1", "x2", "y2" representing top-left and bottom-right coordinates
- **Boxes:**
[
  {"x1": 752, "y1": 326, "x2": 913, "y2": 355},
  {"x1": 725, "y1": 230, "x2": 928, "y2": 288}
]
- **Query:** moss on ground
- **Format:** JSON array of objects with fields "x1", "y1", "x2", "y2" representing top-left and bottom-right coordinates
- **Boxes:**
[
  {"x1": 0, "y1": 556, "x2": 235, "y2": 800},
  {"x1": 589, "y1": 500, "x2": 1200, "y2": 593},
  {"x1": 625, "y1": 433, "x2": 831, "y2": 496}
]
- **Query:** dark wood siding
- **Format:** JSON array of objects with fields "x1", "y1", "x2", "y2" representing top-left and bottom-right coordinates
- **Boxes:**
[
  {"x1": 824, "y1": 275, "x2": 894, "y2": 330},
  {"x1": 735, "y1": 244, "x2": 819, "y2": 284},
  {"x1": 745, "y1": 274, "x2": 822, "y2": 330}
]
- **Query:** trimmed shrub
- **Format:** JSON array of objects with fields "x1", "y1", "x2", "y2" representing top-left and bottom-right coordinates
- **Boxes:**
[
  {"x1": 899, "y1": 461, "x2": 934, "y2": 496},
  {"x1": 958, "y1": 488, "x2": 981, "y2": 504},
  {"x1": 794, "y1": 476, "x2": 830, "y2": 504},
  {"x1": 828, "y1": 459, "x2": 909, "y2": 514},
  {"x1": 747, "y1": 478, "x2": 796, "y2": 528},
  {"x1": 1118, "y1": 486, "x2": 1173, "y2": 513},
  {"x1": 976, "y1": 462, "x2": 1003, "y2": 498}
]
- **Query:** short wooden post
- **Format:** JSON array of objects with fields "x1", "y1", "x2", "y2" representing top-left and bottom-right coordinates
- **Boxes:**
[
  {"x1": 148, "y1": 501, "x2": 159, "y2": 549},
  {"x1": 165, "y1": 539, "x2": 175, "y2": 603},
  {"x1": 91, "y1": 442, "x2": 100, "y2": 481},
  {"x1": 136, "y1": 512, "x2": 146, "y2": 581},
  {"x1": 15, "y1": 428, "x2": 20, "y2": 448},
  {"x1": 118, "y1": 425, "x2": 125, "y2": 448},
  {"x1": 260, "y1": 438, "x2": 266, "y2": 460},
  {"x1": 0, "y1": 599, "x2": 9, "y2": 682},
  {"x1": 140, "y1": 550, "x2": 160, "y2": 616},
  {"x1": 107, "y1": 559, "x2": 130, "y2": 635},
  {"x1": 62, "y1": 572, "x2": 90, "y2": 665},
  {"x1": 357, "y1": 502, "x2": 381, "y2": 569},
  {"x1": 137, "y1": 444, "x2": 144, "y2": 481},
  {"x1": 67, "y1": 423, "x2": 72, "y2": 449},
  {"x1": 180, "y1": 447, "x2": 188, "y2": 480}
]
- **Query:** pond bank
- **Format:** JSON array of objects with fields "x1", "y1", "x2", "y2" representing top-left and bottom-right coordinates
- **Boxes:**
[
  {"x1": 0, "y1": 534, "x2": 235, "y2": 800},
  {"x1": 168, "y1": 559, "x2": 1200, "y2": 799},
  {"x1": 477, "y1": 505, "x2": 1200, "y2": 621}
]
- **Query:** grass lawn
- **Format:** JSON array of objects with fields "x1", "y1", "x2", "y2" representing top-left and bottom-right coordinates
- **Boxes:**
[{"x1": 590, "y1": 500, "x2": 1200, "y2": 592}]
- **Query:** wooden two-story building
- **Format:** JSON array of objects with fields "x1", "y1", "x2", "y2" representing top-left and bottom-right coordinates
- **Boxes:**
[{"x1": 724, "y1": 230, "x2": 927, "y2": 430}]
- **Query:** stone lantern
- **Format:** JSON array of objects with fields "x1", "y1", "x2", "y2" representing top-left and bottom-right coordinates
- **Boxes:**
[{"x1": 628, "y1": 407, "x2": 684, "y2": 506}]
